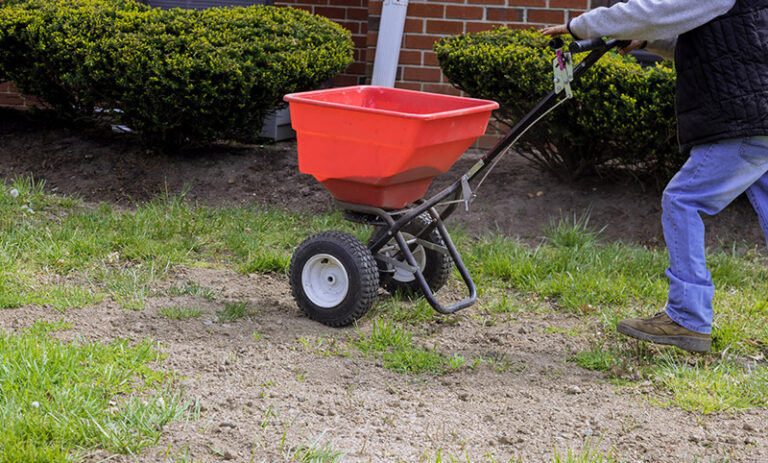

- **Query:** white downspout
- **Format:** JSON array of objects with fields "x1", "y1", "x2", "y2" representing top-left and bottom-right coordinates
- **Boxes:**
[{"x1": 371, "y1": 0, "x2": 409, "y2": 87}]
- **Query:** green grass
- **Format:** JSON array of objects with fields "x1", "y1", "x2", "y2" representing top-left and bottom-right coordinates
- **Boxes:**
[
  {"x1": 426, "y1": 439, "x2": 621, "y2": 463},
  {"x1": 216, "y1": 301, "x2": 252, "y2": 322},
  {"x1": 288, "y1": 440, "x2": 346, "y2": 463},
  {"x1": 0, "y1": 177, "x2": 364, "y2": 311},
  {"x1": 352, "y1": 321, "x2": 465, "y2": 374},
  {"x1": 165, "y1": 280, "x2": 219, "y2": 300},
  {"x1": 3, "y1": 177, "x2": 768, "y2": 416},
  {"x1": 0, "y1": 321, "x2": 187, "y2": 462},
  {"x1": 159, "y1": 306, "x2": 203, "y2": 320}
]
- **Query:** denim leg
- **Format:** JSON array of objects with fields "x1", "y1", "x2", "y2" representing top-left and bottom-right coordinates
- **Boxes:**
[
  {"x1": 745, "y1": 172, "x2": 768, "y2": 247},
  {"x1": 662, "y1": 136, "x2": 768, "y2": 334}
]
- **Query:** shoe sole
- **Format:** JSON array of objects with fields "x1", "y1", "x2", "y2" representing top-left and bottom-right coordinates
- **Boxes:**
[{"x1": 617, "y1": 323, "x2": 711, "y2": 353}]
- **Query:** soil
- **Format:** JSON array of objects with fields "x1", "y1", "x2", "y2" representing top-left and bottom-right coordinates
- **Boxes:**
[{"x1": 1, "y1": 109, "x2": 767, "y2": 462}]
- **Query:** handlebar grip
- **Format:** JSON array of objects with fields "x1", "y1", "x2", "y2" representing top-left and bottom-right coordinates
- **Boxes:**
[
  {"x1": 612, "y1": 39, "x2": 632, "y2": 50},
  {"x1": 569, "y1": 38, "x2": 606, "y2": 53},
  {"x1": 548, "y1": 37, "x2": 565, "y2": 50},
  {"x1": 569, "y1": 38, "x2": 634, "y2": 53}
]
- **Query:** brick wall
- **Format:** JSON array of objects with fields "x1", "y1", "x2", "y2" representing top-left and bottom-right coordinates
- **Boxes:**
[
  {"x1": 2, "y1": 0, "x2": 601, "y2": 110},
  {"x1": 0, "y1": 81, "x2": 28, "y2": 108},
  {"x1": 364, "y1": 0, "x2": 595, "y2": 97}
]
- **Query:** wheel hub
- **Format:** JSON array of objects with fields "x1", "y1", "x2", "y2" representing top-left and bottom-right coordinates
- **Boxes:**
[{"x1": 301, "y1": 253, "x2": 350, "y2": 308}]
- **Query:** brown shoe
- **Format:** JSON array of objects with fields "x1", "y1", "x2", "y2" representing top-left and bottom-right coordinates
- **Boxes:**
[{"x1": 617, "y1": 311, "x2": 711, "y2": 353}]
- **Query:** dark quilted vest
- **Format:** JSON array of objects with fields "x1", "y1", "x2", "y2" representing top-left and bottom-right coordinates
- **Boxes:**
[{"x1": 675, "y1": 0, "x2": 768, "y2": 153}]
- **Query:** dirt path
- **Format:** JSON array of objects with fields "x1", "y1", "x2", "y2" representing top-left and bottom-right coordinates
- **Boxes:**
[{"x1": 2, "y1": 268, "x2": 766, "y2": 463}]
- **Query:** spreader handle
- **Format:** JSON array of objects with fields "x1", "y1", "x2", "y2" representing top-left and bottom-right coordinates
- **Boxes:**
[{"x1": 570, "y1": 38, "x2": 632, "y2": 53}]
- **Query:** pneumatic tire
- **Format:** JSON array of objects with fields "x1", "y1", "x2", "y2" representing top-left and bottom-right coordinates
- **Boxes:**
[
  {"x1": 289, "y1": 231, "x2": 379, "y2": 327},
  {"x1": 369, "y1": 213, "x2": 452, "y2": 296}
]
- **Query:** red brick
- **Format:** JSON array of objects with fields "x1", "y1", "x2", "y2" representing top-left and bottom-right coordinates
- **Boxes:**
[
  {"x1": 347, "y1": 7, "x2": 368, "y2": 20},
  {"x1": 368, "y1": 0, "x2": 382, "y2": 15},
  {"x1": 331, "y1": 0, "x2": 363, "y2": 6},
  {"x1": 0, "y1": 93, "x2": 24, "y2": 106},
  {"x1": 367, "y1": 32, "x2": 378, "y2": 46},
  {"x1": 550, "y1": 0, "x2": 587, "y2": 7},
  {"x1": 364, "y1": 46, "x2": 376, "y2": 62},
  {"x1": 506, "y1": 22, "x2": 532, "y2": 29},
  {"x1": 395, "y1": 82, "x2": 422, "y2": 91},
  {"x1": 314, "y1": 6, "x2": 347, "y2": 19},
  {"x1": 527, "y1": 9, "x2": 564, "y2": 23},
  {"x1": 352, "y1": 35, "x2": 367, "y2": 48},
  {"x1": 422, "y1": 51, "x2": 439, "y2": 67},
  {"x1": 466, "y1": 21, "x2": 503, "y2": 33},
  {"x1": 402, "y1": 66, "x2": 443, "y2": 82},
  {"x1": 399, "y1": 50, "x2": 422, "y2": 65},
  {"x1": 508, "y1": 0, "x2": 545, "y2": 6},
  {"x1": 345, "y1": 61, "x2": 367, "y2": 74},
  {"x1": 446, "y1": 5, "x2": 484, "y2": 20},
  {"x1": 423, "y1": 83, "x2": 461, "y2": 96},
  {"x1": 407, "y1": 2, "x2": 444, "y2": 18},
  {"x1": 404, "y1": 18, "x2": 424, "y2": 33},
  {"x1": 487, "y1": 8, "x2": 521, "y2": 21},
  {"x1": 337, "y1": 21, "x2": 360, "y2": 34},
  {"x1": 426, "y1": 19, "x2": 464, "y2": 34},
  {"x1": 404, "y1": 34, "x2": 440, "y2": 50},
  {"x1": 333, "y1": 74, "x2": 360, "y2": 87},
  {"x1": 469, "y1": 0, "x2": 505, "y2": 4}
]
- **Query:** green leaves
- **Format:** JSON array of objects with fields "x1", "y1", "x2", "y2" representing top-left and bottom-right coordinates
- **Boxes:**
[
  {"x1": 435, "y1": 27, "x2": 681, "y2": 180},
  {"x1": 0, "y1": 0, "x2": 353, "y2": 149}
]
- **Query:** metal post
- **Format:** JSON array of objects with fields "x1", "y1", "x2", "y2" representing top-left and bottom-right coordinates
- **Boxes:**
[{"x1": 371, "y1": 0, "x2": 409, "y2": 87}]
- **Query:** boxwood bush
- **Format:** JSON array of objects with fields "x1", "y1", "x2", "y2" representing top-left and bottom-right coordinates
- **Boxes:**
[
  {"x1": 0, "y1": 0, "x2": 353, "y2": 150},
  {"x1": 435, "y1": 28, "x2": 681, "y2": 179}
]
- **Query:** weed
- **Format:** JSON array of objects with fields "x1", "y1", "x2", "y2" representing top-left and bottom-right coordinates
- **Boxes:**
[
  {"x1": 352, "y1": 321, "x2": 462, "y2": 374},
  {"x1": 159, "y1": 306, "x2": 203, "y2": 320},
  {"x1": 216, "y1": 301, "x2": 251, "y2": 322},
  {"x1": 166, "y1": 280, "x2": 219, "y2": 300}
]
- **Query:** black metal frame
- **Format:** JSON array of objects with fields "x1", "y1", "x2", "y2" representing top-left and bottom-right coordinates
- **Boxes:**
[{"x1": 339, "y1": 38, "x2": 629, "y2": 315}]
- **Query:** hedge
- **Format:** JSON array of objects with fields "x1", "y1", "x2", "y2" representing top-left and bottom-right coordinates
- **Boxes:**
[
  {"x1": 0, "y1": 0, "x2": 353, "y2": 150},
  {"x1": 435, "y1": 28, "x2": 682, "y2": 180}
]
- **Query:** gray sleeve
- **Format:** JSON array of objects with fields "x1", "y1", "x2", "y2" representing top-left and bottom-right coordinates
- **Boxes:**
[{"x1": 569, "y1": 0, "x2": 735, "y2": 42}]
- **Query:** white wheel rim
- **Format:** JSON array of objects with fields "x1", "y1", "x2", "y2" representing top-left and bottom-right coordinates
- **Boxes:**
[
  {"x1": 301, "y1": 254, "x2": 350, "y2": 308},
  {"x1": 384, "y1": 233, "x2": 426, "y2": 283}
]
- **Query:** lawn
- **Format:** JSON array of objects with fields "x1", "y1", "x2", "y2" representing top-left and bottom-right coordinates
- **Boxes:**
[{"x1": 1, "y1": 176, "x2": 767, "y2": 462}]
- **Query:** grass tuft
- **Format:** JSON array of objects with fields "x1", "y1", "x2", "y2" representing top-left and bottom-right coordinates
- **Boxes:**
[
  {"x1": 0, "y1": 321, "x2": 185, "y2": 462},
  {"x1": 352, "y1": 321, "x2": 464, "y2": 374},
  {"x1": 216, "y1": 301, "x2": 252, "y2": 322},
  {"x1": 159, "y1": 306, "x2": 203, "y2": 320}
]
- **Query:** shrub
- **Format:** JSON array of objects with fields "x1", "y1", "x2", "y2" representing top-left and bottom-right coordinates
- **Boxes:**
[
  {"x1": 0, "y1": 0, "x2": 353, "y2": 150},
  {"x1": 435, "y1": 28, "x2": 682, "y2": 180}
]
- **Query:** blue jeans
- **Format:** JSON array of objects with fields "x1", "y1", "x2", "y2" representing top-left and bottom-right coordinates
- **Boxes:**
[{"x1": 662, "y1": 136, "x2": 768, "y2": 334}]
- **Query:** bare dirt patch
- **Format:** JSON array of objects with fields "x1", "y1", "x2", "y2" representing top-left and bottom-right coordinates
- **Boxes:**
[
  {"x1": 1, "y1": 109, "x2": 767, "y2": 462},
  {"x1": 2, "y1": 268, "x2": 766, "y2": 463}
]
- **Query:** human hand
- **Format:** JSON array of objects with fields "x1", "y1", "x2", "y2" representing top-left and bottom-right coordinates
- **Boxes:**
[
  {"x1": 618, "y1": 40, "x2": 647, "y2": 55},
  {"x1": 540, "y1": 24, "x2": 569, "y2": 37}
]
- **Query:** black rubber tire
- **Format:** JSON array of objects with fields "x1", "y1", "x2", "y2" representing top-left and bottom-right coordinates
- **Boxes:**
[
  {"x1": 369, "y1": 213, "x2": 453, "y2": 296},
  {"x1": 289, "y1": 231, "x2": 379, "y2": 327}
]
